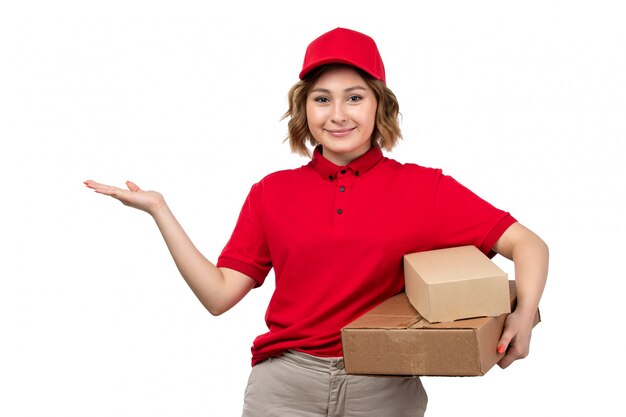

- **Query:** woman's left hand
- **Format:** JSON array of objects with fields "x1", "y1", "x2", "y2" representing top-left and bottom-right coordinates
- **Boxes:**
[{"x1": 496, "y1": 309, "x2": 536, "y2": 369}]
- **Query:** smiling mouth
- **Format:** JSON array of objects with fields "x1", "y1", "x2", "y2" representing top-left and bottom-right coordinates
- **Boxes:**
[{"x1": 325, "y1": 128, "x2": 355, "y2": 137}]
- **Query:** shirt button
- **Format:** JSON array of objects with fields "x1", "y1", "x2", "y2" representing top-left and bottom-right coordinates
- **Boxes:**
[
  {"x1": 355, "y1": 171, "x2": 360, "y2": 176},
  {"x1": 337, "y1": 209, "x2": 343, "y2": 214},
  {"x1": 328, "y1": 175, "x2": 334, "y2": 181},
  {"x1": 340, "y1": 169, "x2": 346, "y2": 175},
  {"x1": 339, "y1": 186, "x2": 345, "y2": 192}
]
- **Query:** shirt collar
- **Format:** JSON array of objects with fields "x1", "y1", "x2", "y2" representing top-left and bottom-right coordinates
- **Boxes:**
[{"x1": 309, "y1": 145, "x2": 384, "y2": 181}]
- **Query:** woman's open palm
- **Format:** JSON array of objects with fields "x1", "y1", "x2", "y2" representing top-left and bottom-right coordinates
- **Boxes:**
[{"x1": 84, "y1": 180, "x2": 165, "y2": 215}]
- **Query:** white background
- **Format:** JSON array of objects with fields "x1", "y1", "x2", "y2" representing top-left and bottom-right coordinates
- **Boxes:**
[{"x1": 1, "y1": 1, "x2": 624, "y2": 416}]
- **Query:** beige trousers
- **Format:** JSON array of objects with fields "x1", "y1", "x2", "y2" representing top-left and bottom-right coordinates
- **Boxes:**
[{"x1": 241, "y1": 350, "x2": 428, "y2": 417}]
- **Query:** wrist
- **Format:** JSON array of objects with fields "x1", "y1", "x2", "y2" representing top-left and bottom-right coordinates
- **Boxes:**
[
  {"x1": 149, "y1": 197, "x2": 169, "y2": 218},
  {"x1": 513, "y1": 302, "x2": 539, "y2": 324}
]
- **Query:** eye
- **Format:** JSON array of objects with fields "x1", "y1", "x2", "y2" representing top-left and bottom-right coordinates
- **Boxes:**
[
  {"x1": 347, "y1": 95, "x2": 362, "y2": 102},
  {"x1": 313, "y1": 96, "x2": 330, "y2": 103}
]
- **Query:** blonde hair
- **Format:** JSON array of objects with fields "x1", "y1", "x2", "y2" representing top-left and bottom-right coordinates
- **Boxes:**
[{"x1": 283, "y1": 64, "x2": 402, "y2": 158}]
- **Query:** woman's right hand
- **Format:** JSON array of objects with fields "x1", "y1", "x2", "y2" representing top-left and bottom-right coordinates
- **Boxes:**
[{"x1": 84, "y1": 180, "x2": 165, "y2": 215}]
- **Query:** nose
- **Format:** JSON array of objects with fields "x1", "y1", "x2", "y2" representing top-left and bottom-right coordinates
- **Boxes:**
[{"x1": 331, "y1": 102, "x2": 347, "y2": 123}]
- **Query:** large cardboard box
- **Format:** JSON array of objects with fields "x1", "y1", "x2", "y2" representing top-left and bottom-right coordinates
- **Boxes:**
[
  {"x1": 404, "y1": 245, "x2": 511, "y2": 323},
  {"x1": 341, "y1": 281, "x2": 540, "y2": 376}
]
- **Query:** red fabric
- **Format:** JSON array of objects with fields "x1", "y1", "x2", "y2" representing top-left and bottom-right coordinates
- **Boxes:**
[
  {"x1": 299, "y1": 27, "x2": 386, "y2": 82},
  {"x1": 217, "y1": 146, "x2": 516, "y2": 366}
]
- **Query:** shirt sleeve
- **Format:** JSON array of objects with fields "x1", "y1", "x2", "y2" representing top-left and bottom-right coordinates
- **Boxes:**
[
  {"x1": 430, "y1": 171, "x2": 517, "y2": 257},
  {"x1": 217, "y1": 182, "x2": 272, "y2": 287}
]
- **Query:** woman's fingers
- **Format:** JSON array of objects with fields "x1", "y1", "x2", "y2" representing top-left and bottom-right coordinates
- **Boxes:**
[
  {"x1": 83, "y1": 179, "x2": 99, "y2": 189},
  {"x1": 84, "y1": 180, "x2": 142, "y2": 195},
  {"x1": 84, "y1": 180, "x2": 115, "y2": 194},
  {"x1": 125, "y1": 180, "x2": 142, "y2": 192},
  {"x1": 84, "y1": 179, "x2": 136, "y2": 202}
]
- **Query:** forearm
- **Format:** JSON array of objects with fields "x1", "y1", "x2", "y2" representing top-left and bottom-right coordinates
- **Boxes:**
[
  {"x1": 497, "y1": 223, "x2": 549, "y2": 320},
  {"x1": 150, "y1": 202, "x2": 237, "y2": 315},
  {"x1": 512, "y1": 238, "x2": 548, "y2": 322}
]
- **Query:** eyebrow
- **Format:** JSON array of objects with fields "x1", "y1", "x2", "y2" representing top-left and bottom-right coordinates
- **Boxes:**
[{"x1": 310, "y1": 86, "x2": 369, "y2": 94}]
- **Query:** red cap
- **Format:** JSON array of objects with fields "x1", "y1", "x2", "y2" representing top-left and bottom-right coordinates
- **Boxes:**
[{"x1": 299, "y1": 27, "x2": 386, "y2": 83}]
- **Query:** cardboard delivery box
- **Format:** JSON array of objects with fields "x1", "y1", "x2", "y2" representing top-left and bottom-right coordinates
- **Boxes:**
[
  {"x1": 341, "y1": 281, "x2": 540, "y2": 376},
  {"x1": 404, "y1": 245, "x2": 511, "y2": 323}
]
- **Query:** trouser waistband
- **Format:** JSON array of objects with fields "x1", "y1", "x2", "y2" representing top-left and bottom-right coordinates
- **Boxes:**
[{"x1": 278, "y1": 349, "x2": 345, "y2": 373}]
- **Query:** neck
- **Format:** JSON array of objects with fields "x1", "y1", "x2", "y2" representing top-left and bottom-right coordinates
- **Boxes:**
[{"x1": 320, "y1": 144, "x2": 372, "y2": 166}]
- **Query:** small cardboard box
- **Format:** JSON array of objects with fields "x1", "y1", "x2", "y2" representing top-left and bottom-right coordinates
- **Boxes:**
[
  {"x1": 341, "y1": 281, "x2": 540, "y2": 376},
  {"x1": 404, "y1": 245, "x2": 511, "y2": 323}
]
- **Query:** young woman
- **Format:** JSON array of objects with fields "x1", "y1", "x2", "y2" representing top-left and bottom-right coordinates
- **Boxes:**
[{"x1": 85, "y1": 27, "x2": 548, "y2": 417}]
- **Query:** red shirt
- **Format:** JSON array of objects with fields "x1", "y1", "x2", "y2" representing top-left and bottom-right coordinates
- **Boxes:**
[{"x1": 217, "y1": 146, "x2": 516, "y2": 366}]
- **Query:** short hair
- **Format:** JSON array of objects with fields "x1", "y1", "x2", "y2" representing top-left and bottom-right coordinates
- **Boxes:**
[{"x1": 283, "y1": 64, "x2": 402, "y2": 158}]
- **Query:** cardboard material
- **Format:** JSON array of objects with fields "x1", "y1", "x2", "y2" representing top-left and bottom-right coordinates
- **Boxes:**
[
  {"x1": 341, "y1": 281, "x2": 540, "y2": 376},
  {"x1": 404, "y1": 245, "x2": 511, "y2": 323}
]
